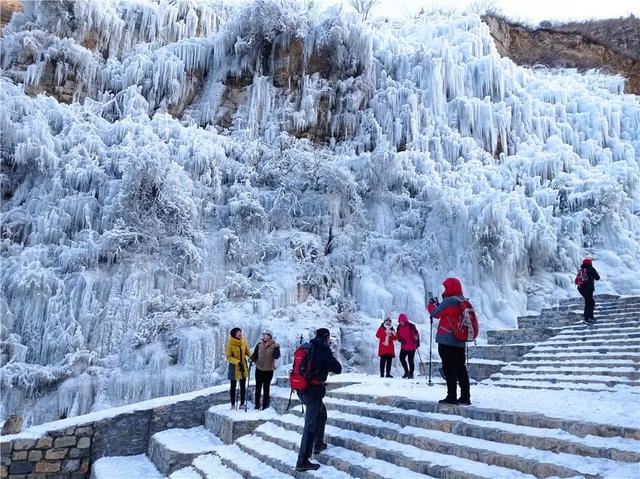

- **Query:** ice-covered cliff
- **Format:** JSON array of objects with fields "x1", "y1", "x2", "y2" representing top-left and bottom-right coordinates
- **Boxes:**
[{"x1": 1, "y1": 0, "x2": 639, "y2": 427}]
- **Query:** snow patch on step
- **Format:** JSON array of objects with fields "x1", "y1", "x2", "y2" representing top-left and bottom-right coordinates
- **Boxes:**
[
  {"x1": 170, "y1": 466, "x2": 202, "y2": 479},
  {"x1": 191, "y1": 454, "x2": 243, "y2": 479},
  {"x1": 91, "y1": 454, "x2": 163, "y2": 479},
  {"x1": 236, "y1": 433, "x2": 352, "y2": 479},
  {"x1": 153, "y1": 426, "x2": 222, "y2": 454},
  {"x1": 212, "y1": 444, "x2": 292, "y2": 479},
  {"x1": 207, "y1": 403, "x2": 280, "y2": 421}
]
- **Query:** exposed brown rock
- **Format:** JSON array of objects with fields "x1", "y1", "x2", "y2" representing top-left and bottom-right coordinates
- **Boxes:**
[
  {"x1": 0, "y1": 0, "x2": 22, "y2": 33},
  {"x1": 483, "y1": 14, "x2": 640, "y2": 95}
]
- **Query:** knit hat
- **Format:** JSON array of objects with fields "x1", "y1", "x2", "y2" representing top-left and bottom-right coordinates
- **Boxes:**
[
  {"x1": 398, "y1": 313, "x2": 409, "y2": 324},
  {"x1": 315, "y1": 328, "x2": 331, "y2": 339},
  {"x1": 230, "y1": 327, "x2": 241, "y2": 338},
  {"x1": 262, "y1": 329, "x2": 273, "y2": 338},
  {"x1": 582, "y1": 258, "x2": 593, "y2": 265}
]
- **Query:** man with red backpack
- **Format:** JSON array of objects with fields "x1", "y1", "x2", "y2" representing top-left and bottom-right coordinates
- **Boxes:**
[
  {"x1": 428, "y1": 277, "x2": 475, "y2": 405},
  {"x1": 294, "y1": 328, "x2": 342, "y2": 472},
  {"x1": 576, "y1": 258, "x2": 600, "y2": 324}
]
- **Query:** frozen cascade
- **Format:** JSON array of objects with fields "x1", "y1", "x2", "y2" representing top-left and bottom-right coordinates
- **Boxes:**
[{"x1": 1, "y1": 0, "x2": 639, "y2": 426}]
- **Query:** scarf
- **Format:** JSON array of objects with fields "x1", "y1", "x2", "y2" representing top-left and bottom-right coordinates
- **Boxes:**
[{"x1": 383, "y1": 324, "x2": 394, "y2": 346}]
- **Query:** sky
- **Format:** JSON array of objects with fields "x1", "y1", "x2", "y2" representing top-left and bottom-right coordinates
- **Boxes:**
[{"x1": 317, "y1": 0, "x2": 640, "y2": 23}]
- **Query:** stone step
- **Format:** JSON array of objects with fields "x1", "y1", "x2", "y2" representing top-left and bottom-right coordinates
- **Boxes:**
[
  {"x1": 541, "y1": 337, "x2": 640, "y2": 348},
  {"x1": 90, "y1": 454, "x2": 163, "y2": 479},
  {"x1": 253, "y1": 421, "x2": 438, "y2": 479},
  {"x1": 531, "y1": 344, "x2": 640, "y2": 353},
  {"x1": 467, "y1": 344, "x2": 535, "y2": 361},
  {"x1": 522, "y1": 352, "x2": 640, "y2": 362},
  {"x1": 499, "y1": 366, "x2": 640, "y2": 379},
  {"x1": 545, "y1": 330, "x2": 640, "y2": 344},
  {"x1": 271, "y1": 414, "x2": 530, "y2": 479},
  {"x1": 484, "y1": 379, "x2": 639, "y2": 393},
  {"x1": 486, "y1": 328, "x2": 558, "y2": 346},
  {"x1": 190, "y1": 453, "x2": 243, "y2": 479},
  {"x1": 209, "y1": 444, "x2": 293, "y2": 479},
  {"x1": 519, "y1": 310, "x2": 640, "y2": 329},
  {"x1": 235, "y1": 432, "x2": 353, "y2": 479},
  {"x1": 513, "y1": 359, "x2": 640, "y2": 369},
  {"x1": 558, "y1": 322, "x2": 640, "y2": 334},
  {"x1": 489, "y1": 372, "x2": 640, "y2": 387},
  {"x1": 326, "y1": 390, "x2": 640, "y2": 439},
  {"x1": 319, "y1": 410, "x2": 627, "y2": 478},
  {"x1": 316, "y1": 396, "x2": 640, "y2": 463},
  {"x1": 148, "y1": 426, "x2": 222, "y2": 475},
  {"x1": 205, "y1": 404, "x2": 279, "y2": 444}
]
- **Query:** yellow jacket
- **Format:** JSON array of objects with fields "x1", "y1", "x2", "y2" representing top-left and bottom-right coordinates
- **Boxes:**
[{"x1": 225, "y1": 336, "x2": 251, "y2": 380}]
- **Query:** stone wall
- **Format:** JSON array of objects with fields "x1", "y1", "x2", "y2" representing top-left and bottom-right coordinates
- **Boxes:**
[{"x1": 1, "y1": 385, "x2": 228, "y2": 478}]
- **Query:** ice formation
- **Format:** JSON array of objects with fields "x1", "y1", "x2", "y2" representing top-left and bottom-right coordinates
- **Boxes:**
[{"x1": 1, "y1": 0, "x2": 639, "y2": 426}]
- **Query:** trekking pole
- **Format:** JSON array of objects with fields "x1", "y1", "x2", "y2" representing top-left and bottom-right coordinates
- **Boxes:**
[
  {"x1": 235, "y1": 382, "x2": 239, "y2": 410},
  {"x1": 416, "y1": 347, "x2": 426, "y2": 378},
  {"x1": 428, "y1": 317, "x2": 433, "y2": 386},
  {"x1": 245, "y1": 361, "x2": 252, "y2": 412}
]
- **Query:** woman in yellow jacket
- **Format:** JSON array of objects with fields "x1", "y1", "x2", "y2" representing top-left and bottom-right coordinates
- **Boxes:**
[{"x1": 225, "y1": 327, "x2": 251, "y2": 408}]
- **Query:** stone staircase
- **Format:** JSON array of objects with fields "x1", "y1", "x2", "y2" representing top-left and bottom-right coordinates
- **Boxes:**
[
  {"x1": 481, "y1": 295, "x2": 640, "y2": 391},
  {"x1": 89, "y1": 294, "x2": 640, "y2": 479}
]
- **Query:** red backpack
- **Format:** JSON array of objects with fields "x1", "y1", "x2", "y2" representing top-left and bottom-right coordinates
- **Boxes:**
[
  {"x1": 289, "y1": 343, "x2": 319, "y2": 391},
  {"x1": 451, "y1": 299, "x2": 479, "y2": 342},
  {"x1": 574, "y1": 268, "x2": 588, "y2": 287}
]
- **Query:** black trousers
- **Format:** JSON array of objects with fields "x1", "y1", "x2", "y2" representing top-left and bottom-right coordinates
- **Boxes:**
[
  {"x1": 438, "y1": 343, "x2": 470, "y2": 400},
  {"x1": 379, "y1": 355, "x2": 393, "y2": 377},
  {"x1": 399, "y1": 349, "x2": 415, "y2": 376},
  {"x1": 297, "y1": 393, "x2": 327, "y2": 464},
  {"x1": 579, "y1": 286, "x2": 595, "y2": 320},
  {"x1": 254, "y1": 369, "x2": 274, "y2": 408},
  {"x1": 230, "y1": 378, "x2": 246, "y2": 406}
]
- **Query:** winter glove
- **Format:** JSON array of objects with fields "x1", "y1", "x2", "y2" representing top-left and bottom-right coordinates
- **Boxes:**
[
  {"x1": 238, "y1": 363, "x2": 245, "y2": 375},
  {"x1": 416, "y1": 340, "x2": 420, "y2": 348}
]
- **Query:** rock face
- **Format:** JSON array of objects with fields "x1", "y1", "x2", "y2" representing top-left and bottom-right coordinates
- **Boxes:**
[
  {"x1": 0, "y1": 0, "x2": 22, "y2": 32},
  {"x1": 483, "y1": 14, "x2": 640, "y2": 95}
]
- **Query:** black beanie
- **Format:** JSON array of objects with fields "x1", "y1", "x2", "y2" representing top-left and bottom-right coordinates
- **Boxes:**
[
  {"x1": 230, "y1": 327, "x2": 241, "y2": 338},
  {"x1": 315, "y1": 328, "x2": 330, "y2": 339}
]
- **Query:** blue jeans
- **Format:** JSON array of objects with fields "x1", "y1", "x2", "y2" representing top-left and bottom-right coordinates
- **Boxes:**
[{"x1": 296, "y1": 393, "x2": 327, "y2": 464}]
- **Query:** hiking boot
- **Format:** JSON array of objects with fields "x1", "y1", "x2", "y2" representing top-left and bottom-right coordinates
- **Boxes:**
[
  {"x1": 401, "y1": 373, "x2": 408, "y2": 378},
  {"x1": 458, "y1": 397, "x2": 471, "y2": 406},
  {"x1": 407, "y1": 374, "x2": 414, "y2": 379},
  {"x1": 255, "y1": 404, "x2": 261, "y2": 410},
  {"x1": 313, "y1": 442, "x2": 328, "y2": 454},
  {"x1": 439, "y1": 397, "x2": 459, "y2": 405},
  {"x1": 386, "y1": 374, "x2": 394, "y2": 378},
  {"x1": 296, "y1": 460, "x2": 321, "y2": 471}
]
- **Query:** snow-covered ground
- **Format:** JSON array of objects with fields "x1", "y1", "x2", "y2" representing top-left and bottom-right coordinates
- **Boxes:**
[{"x1": 1, "y1": 0, "x2": 639, "y2": 427}]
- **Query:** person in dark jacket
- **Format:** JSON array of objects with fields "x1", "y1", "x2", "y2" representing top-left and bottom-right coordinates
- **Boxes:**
[
  {"x1": 295, "y1": 328, "x2": 342, "y2": 472},
  {"x1": 376, "y1": 317, "x2": 397, "y2": 378},
  {"x1": 577, "y1": 258, "x2": 600, "y2": 323},
  {"x1": 428, "y1": 278, "x2": 472, "y2": 405},
  {"x1": 250, "y1": 329, "x2": 280, "y2": 410}
]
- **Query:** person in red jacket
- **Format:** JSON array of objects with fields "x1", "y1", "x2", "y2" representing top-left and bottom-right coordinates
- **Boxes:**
[
  {"x1": 396, "y1": 313, "x2": 420, "y2": 379},
  {"x1": 428, "y1": 277, "x2": 471, "y2": 405},
  {"x1": 376, "y1": 317, "x2": 397, "y2": 377}
]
